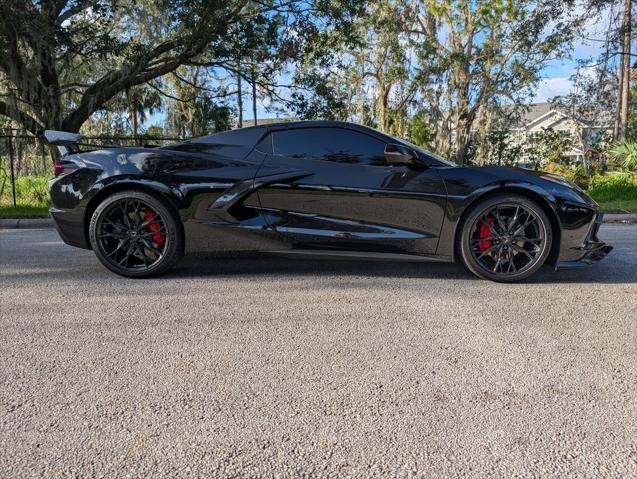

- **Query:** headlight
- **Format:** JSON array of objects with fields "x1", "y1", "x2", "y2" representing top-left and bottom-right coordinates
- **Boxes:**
[
  {"x1": 540, "y1": 174, "x2": 584, "y2": 193},
  {"x1": 540, "y1": 174, "x2": 596, "y2": 206}
]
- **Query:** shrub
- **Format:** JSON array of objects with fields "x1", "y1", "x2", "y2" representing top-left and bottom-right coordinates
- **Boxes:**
[
  {"x1": 588, "y1": 172, "x2": 637, "y2": 203},
  {"x1": 0, "y1": 175, "x2": 50, "y2": 207},
  {"x1": 545, "y1": 162, "x2": 589, "y2": 189},
  {"x1": 609, "y1": 142, "x2": 637, "y2": 172}
]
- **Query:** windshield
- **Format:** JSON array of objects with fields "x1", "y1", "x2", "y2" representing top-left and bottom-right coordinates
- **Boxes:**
[{"x1": 395, "y1": 137, "x2": 457, "y2": 167}]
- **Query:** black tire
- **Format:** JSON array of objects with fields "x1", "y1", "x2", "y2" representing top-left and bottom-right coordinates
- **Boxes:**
[
  {"x1": 89, "y1": 190, "x2": 183, "y2": 278},
  {"x1": 458, "y1": 194, "x2": 552, "y2": 282}
]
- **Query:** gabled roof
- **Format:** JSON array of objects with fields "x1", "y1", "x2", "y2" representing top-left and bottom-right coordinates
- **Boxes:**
[
  {"x1": 514, "y1": 103, "x2": 554, "y2": 127},
  {"x1": 525, "y1": 109, "x2": 567, "y2": 129},
  {"x1": 504, "y1": 102, "x2": 612, "y2": 130}
]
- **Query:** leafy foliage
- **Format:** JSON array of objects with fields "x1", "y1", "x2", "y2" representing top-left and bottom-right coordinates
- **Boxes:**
[
  {"x1": 408, "y1": 114, "x2": 435, "y2": 149},
  {"x1": 0, "y1": 0, "x2": 361, "y2": 137},
  {"x1": 484, "y1": 130, "x2": 524, "y2": 167},
  {"x1": 0, "y1": 176, "x2": 49, "y2": 208},
  {"x1": 588, "y1": 172, "x2": 637, "y2": 212},
  {"x1": 527, "y1": 129, "x2": 575, "y2": 166},
  {"x1": 291, "y1": 1, "x2": 585, "y2": 162},
  {"x1": 609, "y1": 141, "x2": 637, "y2": 172}
]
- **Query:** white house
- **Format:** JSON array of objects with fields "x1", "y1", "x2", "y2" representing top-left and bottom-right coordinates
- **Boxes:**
[{"x1": 506, "y1": 103, "x2": 612, "y2": 164}]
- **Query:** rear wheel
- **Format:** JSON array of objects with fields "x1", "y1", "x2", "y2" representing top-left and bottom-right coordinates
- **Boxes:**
[
  {"x1": 89, "y1": 191, "x2": 183, "y2": 278},
  {"x1": 458, "y1": 194, "x2": 552, "y2": 282}
]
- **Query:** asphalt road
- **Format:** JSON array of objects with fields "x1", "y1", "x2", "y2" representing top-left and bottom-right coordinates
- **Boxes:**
[{"x1": 1, "y1": 225, "x2": 636, "y2": 478}]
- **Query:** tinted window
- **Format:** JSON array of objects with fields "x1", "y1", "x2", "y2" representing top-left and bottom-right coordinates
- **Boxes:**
[
  {"x1": 273, "y1": 128, "x2": 387, "y2": 166},
  {"x1": 393, "y1": 137, "x2": 456, "y2": 167}
]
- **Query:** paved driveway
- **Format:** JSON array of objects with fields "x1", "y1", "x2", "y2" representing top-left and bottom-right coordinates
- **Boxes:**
[{"x1": 1, "y1": 225, "x2": 636, "y2": 478}]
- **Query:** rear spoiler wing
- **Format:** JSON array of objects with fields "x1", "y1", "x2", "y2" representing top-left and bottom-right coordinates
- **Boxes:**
[{"x1": 43, "y1": 130, "x2": 82, "y2": 156}]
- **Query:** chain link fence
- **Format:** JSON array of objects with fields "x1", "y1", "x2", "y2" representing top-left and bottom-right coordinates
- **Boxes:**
[{"x1": 0, "y1": 129, "x2": 183, "y2": 212}]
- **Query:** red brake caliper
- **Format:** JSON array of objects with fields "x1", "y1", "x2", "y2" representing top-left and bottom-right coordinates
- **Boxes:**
[
  {"x1": 479, "y1": 217, "x2": 494, "y2": 251},
  {"x1": 144, "y1": 210, "x2": 166, "y2": 247}
]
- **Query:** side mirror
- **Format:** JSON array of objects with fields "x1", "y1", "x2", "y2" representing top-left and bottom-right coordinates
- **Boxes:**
[{"x1": 384, "y1": 143, "x2": 420, "y2": 167}]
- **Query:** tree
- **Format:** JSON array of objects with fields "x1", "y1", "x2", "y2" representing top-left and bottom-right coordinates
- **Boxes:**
[
  {"x1": 609, "y1": 141, "x2": 637, "y2": 171},
  {"x1": 0, "y1": 1, "x2": 240, "y2": 134},
  {"x1": 407, "y1": 1, "x2": 583, "y2": 163},
  {"x1": 484, "y1": 129, "x2": 524, "y2": 167},
  {"x1": 614, "y1": 0, "x2": 632, "y2": 140},
  {"x1": 628, "y1": 63, "x2": 637, "y2": 141},
  {"x1": 551, "y1": 61, "x2": 618, "y2": 174},
  {"x1": 0, "y1": 0, "x2": 361, "y2": 138},
  {"x1": 578, "y1": 0, "x2": 634, "y2": 142},
  {"x1": 165, "y1": 67, "x2": 234, "y2": 137},
  {"x1": 289, "y1": 1, "x2": 582, "y2": 164},
  {"x1": 526, "y1": 129, "x2": 575, "y2": 167},
  {"x1": 408, "y1": 112, "x2": 435, "y2": 149}
]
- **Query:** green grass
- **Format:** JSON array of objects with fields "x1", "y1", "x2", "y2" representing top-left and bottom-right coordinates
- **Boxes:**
[
  {"x1": 0, "y1": 204, "x2": 50, "y2": 219},
  {"x1": 588, "y1": 172, "x2": 637, "y2": 212},
  {"x1": 595, "y1": 199, "x2": 637, "y2": 214},
  {"x1": 1, "y1": 175, "x2": 50, "y2": 218}
]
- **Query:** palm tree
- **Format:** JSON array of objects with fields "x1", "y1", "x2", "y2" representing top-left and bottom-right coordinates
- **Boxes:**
[
  {"x1": 609, "y1": 141, "x2": 637, "y2": 172},
  {"x1": 126, "y1": 86, "x2": 163, "y2": 143}
]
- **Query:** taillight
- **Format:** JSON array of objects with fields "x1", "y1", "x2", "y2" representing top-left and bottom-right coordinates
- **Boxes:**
[{"x1": 54, "y1": 161, "x2": 63, "y2": 176}]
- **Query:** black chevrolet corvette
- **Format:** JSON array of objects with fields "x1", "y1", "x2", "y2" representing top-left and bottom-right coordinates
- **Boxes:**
[{"x1": 46, "y1": 121, "x2": 612, "y2": 282}]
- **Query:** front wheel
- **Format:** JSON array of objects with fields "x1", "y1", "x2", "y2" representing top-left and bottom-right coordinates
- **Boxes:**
[
  {"x1": 458, "y1": 194, "x2": 552, "y2": 282},
  {"x1": 89, "y1": 190, "x2": 183, "y2": 278}
]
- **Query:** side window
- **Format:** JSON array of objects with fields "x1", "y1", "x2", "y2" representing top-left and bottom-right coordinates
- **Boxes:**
[{"x1": 272, "y1": 128, "x2": 387, "y2": 166}]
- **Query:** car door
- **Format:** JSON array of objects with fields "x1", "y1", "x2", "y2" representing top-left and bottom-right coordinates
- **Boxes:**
[{"x1": 255, "y1": 126, "x2": 448, "y2": 255}]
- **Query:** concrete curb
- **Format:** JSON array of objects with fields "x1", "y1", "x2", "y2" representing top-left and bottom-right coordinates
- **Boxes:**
[
  {"x1": 1, "y1": 214, "x2": 636, "y2": 230},
  {"x1": 0, "y1": 218, "x2": 54, "y2": 229}
]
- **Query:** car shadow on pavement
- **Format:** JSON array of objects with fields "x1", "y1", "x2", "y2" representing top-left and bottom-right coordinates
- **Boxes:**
[
  {"x1": 166, "y1": 251, "x2": 636, "y2": 284},
  {"x1": 174, "y1": 252, "x2": 475, "y2": 281}
]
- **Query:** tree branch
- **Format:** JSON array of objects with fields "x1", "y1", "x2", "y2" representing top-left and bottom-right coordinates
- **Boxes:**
[
  {"x1": 0, "y1": 100, "x2": 44, "y2": 135},
  {"x1": 61, "y1": 40, "x2": 205, "y2": 131}
]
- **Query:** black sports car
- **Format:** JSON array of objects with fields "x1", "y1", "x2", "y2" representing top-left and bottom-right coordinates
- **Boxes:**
[{"x1": 46, "y1": 121, "x2": 612, "y2": 282}]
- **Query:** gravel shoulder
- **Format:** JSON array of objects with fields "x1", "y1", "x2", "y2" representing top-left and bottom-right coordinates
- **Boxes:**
[{"x1": 0, "y1": 226, "x2": 636, "y2": 478}]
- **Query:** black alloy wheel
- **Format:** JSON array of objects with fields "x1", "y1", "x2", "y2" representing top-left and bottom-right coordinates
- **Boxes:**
[
  {"x1": 459, "y1": 194, "x2": 552, "y2": 282},
  {"x1": 89, "y1": 191, "x2": 183, "y2": 277}
]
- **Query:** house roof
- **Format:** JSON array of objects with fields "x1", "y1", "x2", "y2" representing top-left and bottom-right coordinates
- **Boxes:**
[
  {"x1": 513, "y1": 103, "x2": 554, "y2": 127},
  {"x1": 503, "y1": 102, "x2": 613, "y2": 129}
]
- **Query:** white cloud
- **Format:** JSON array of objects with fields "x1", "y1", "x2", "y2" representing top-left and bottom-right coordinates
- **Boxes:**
[
  {"x1": 531, "y1": 4, "x2": 613, "y2": 104},
  {"x1": 533, "y1": 77, "x2": 573, "y2": 102}
]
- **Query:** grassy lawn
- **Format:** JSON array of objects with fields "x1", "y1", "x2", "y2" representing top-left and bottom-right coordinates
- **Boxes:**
[
  {"x1": 1, "y1": 176, "x2": 50, "y2": 218},
  {"x1": 0, "y1": 205, "x2": 50, "y2": 219},
  {"x1": 588, "y1": 173, "x2": 637, "y2": 213},
  {"x1": 594, "y1": 199, "x2": 637, "y2": 214}
]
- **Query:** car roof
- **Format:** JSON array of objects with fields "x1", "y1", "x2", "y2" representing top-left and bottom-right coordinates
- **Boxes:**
[
  {"x1": 262, "y1": 120, "x2": 392, "y2": 140},
  {"x1": 262, "y1": 120, "x2": 368, "y2": 131},
  {"x1": 188, "y1": 120, "x2": 388, "y2": 146}
]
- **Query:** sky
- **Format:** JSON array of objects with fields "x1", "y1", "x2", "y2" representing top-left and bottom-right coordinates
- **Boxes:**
[{"x1": 533, "y1": 3, "x2": 620, "y2": 103}]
